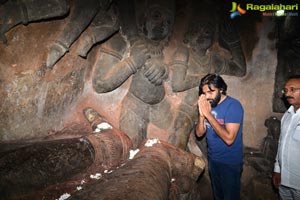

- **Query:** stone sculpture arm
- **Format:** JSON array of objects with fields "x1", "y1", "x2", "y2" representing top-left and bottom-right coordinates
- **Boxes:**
[
  {"x1": 93, "y1": 37, "x2": 150, "y2": 93},
  {"x1": 217, "y1": 21, "x2": 246, "y2": 77},
  {"x1": 170, "y1": 45, "x2": 189, "y2": 92},
  {"x1": 170, "y1": 45, "x2": 202, "y2": 92}
]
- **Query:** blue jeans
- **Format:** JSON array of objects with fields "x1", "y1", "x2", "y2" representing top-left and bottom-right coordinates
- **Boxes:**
[{"x1": 208, "y1": 159, "x2": 243, "y2": 200}]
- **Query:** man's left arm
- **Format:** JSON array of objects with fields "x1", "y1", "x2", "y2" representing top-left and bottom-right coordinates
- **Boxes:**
[{"x1": 205, "y1": 114, "x2": 240, "y2": 145}]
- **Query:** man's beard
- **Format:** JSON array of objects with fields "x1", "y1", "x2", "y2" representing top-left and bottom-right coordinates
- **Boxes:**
[{"x1": 209, "y1": 91, "x2": 221, "y2": 107}]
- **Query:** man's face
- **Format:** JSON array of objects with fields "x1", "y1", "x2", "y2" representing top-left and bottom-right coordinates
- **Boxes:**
[
  {"x1": 282, "y1": 78, "x2": 300, "y2": 109},
  {"x1": 143, "y1": 6, "x2": 174, "y2": 41},
  {"x1": 202, "y1": 84, "x2": 221, "y2": 107}
]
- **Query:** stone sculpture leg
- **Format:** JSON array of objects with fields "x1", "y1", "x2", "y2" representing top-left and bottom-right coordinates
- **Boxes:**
[
  {"x1": 46, "y1": 0, "x2": 103, "y2": 68},
  {"x1": 0, "y1": 0, "x2": 69, "y2": 43},
  {"x1": 119, "y1": 93, "x2": 150, "y2": 148},
  {"x1": 168, "y1": 110, "x2": 195, "y2": 150},
  {"x1": 76, "y1": 8, "x2": 119, "y2": 58}
]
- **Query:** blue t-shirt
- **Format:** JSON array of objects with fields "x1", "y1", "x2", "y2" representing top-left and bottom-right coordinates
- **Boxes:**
[{"x1": 206, "y1": 96, "x2": 244, "y2": 164}]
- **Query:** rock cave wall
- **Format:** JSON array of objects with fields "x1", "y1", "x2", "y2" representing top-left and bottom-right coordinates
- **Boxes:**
[
  {"x1": 0, "y1": 0, "x2": 298, "y2": 199},
  {"x1": 0, "y1": 0, "x2": 284, "y2": 148}
]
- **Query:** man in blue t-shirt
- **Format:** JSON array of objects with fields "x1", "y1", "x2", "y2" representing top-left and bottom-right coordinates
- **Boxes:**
[{"x1": 196, "y1": 73, "x2": 244, "y2": 200}]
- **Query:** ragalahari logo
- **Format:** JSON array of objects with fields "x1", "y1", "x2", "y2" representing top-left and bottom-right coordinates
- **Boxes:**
[
  {"x1": 230, "y1": 2, "x2": 246, "y2": 19},
  {"x1": 230, "y1": 2, "x2": 298, "y2": 17}
]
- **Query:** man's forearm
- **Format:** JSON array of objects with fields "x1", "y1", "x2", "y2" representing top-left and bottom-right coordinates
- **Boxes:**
[
  {"x1": 196, "y1": 116, "x2": 206, "y2": 137},
  {"x1": 205, "y1": 113, "x2": 234, "y2": 145}
]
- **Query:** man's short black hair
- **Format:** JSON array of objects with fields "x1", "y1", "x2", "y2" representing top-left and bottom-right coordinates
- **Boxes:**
[
  {"x1": 199, "y1": 73, "x2": 227, "y2": 96},
  {"x1": 287, "y1": 74, "x2": 300, "y2": 80}
]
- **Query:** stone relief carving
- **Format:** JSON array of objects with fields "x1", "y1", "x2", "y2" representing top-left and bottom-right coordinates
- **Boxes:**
[
  {"x1": 0, "y1": 0, "x2": 118, "y2": 69},
  {"x1": 91, "y1": 0, "x2": 175, "y2": 148},
  {"x1": 0, "y1": 0, "x2": 248, "y2": 149},
  {"x1": 0, "y1": 0, "x2": 284, "y2": 199},
  {"x1": 168, "y1": 3, "x2": 246, "y2": 149}
]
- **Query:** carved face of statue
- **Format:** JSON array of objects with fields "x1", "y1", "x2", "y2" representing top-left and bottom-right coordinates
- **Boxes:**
[
  {"x1": 142, "y1": 5, "x2": 174, "y2": 41},
  {"x1": 185, "y1": 21, "x2": 215, "y2": 53}
]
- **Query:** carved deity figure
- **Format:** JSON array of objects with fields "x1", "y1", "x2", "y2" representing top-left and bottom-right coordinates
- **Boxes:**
[
  {"x1": 168, "y1": 8, "x2": 246, "y2": 149},
  {"x1": 92, "y1": 0, "x2": 175, "y2": 148}
]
